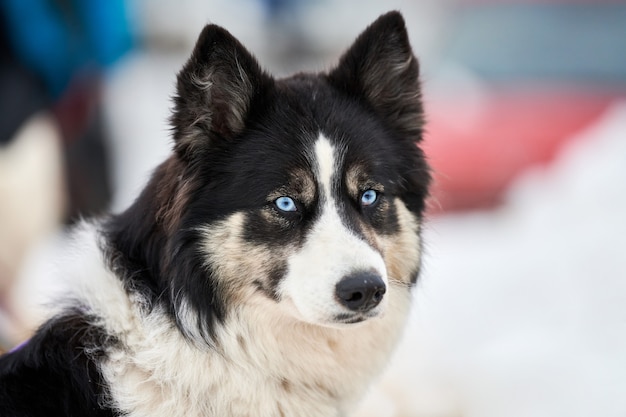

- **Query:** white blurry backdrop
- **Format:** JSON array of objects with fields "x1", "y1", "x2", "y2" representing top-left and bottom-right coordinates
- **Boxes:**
[{"x1": 7, "y1": 1, "x2": 626, "y2": 416}]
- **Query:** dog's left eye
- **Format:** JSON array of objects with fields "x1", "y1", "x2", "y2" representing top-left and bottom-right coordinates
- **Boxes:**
[
  {"x1": 360, "y1": 189, "x2": 378, "y2": 207},
  {"x1": 275, "y1": 196, "x2": 297, "y2": 212}
]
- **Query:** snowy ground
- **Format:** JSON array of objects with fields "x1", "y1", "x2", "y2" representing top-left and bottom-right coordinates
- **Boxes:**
[{"x1": 11, "y1": 2, "x2": 626, "y2": 415}]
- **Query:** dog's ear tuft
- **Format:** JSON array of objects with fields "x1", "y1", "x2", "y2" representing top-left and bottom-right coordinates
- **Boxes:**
[
  {"x1": 328, "y1": 11, "x2": 424, "y2": 141},
  {"x1": 171, "y1": 24, "x2": 271, "y2": 159}
]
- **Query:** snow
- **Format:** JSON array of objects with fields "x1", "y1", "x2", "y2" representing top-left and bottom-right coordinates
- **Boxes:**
[{"x1": 367, "y1": 102, "x2": 626, "y2": 416}]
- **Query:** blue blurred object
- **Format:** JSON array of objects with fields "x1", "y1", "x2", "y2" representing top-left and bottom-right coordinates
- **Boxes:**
[
  {"x1": 0, "y1": 0, "x2": 133, "y2": 97},
  {"x1": 0, "y1": 0, "x2": 134, "y2": 222},
  {"x1": 260, "y1": 0, "x2": 307, "y2": 18}
]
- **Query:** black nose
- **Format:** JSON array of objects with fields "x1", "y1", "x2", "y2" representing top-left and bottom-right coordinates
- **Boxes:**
[{"x1": 335, "y1": 272, "x2": 386, "y2": 312}]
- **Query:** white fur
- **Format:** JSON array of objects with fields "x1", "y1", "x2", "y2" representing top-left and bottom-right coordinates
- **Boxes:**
[
  {"x1": 52, "y1": 222, "x2": 412, "y2": 417},
  {"x1": 313, "y1": 136, "x2": 336, "y2": 196},
  {"x1": 280, "y1": 135, "x2": 388, "y2": 325}
]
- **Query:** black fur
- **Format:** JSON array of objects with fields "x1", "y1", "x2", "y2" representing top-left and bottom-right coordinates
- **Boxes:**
[
  {"x1": 0, "y1": 310, "x2": 116, "y2": 417},
  {"x1": 0, "y1": 11, "x2": 430, "y2": 416}
]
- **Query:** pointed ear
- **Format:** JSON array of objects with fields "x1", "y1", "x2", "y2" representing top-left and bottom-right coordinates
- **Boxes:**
[
  {"x1": 171, "y1": 24, "x2": 272, "y2": 158},
  {"x1": 328, "y1": 11, "x2": 424, "y2": 140}
]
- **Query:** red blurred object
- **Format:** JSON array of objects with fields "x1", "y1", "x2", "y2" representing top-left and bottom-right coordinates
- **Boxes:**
[
  {"x1": 424, "y1": 87, "x2": 616, "y2": 212},
  {"x1": 421, "y1": 1, "x2": 626, "y2": 213}
]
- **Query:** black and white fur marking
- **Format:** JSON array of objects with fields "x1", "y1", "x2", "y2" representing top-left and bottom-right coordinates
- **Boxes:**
[{"x1": 0, "y1": 11, "x2": 430, "y2": 417}]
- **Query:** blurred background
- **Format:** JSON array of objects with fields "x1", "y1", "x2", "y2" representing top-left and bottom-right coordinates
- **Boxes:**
[{"x1": 1, "y1": 0, "x2": 625, "y2": 415}]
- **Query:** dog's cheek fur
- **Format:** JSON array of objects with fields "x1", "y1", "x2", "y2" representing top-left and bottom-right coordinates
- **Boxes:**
[
  {"x1": 198, "y1": 212, "x2": 289, "y2": 305},
  {"x1": 381, "y1": 198, "x2": 423, "y2": 284}
]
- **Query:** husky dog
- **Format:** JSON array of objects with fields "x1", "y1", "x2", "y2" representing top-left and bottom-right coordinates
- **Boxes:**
[{"x1": 0, "y1": 11, "x2": 430, "y2": 417}]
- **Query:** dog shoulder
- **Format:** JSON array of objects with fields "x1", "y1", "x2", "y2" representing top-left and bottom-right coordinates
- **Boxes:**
[{"x1": 0, "y1": 309, "x2": 117, "y2": 416}]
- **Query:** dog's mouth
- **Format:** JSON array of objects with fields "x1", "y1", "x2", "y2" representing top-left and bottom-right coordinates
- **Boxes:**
[{"x1": 332, "y1": 310, "x2": 380, "y2": 325}]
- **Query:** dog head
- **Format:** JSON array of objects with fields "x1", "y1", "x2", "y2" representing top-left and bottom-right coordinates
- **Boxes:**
[{"x1": 108, "y1": 11, "x2": 430, "y2": 344}]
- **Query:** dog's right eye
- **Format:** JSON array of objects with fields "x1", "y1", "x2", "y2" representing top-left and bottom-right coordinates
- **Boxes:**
[
  {"x1": 275, "y1": 196, "x2": 297, "y2": 212},
  {"x1": 360, "y1": 189, "x2": 378, "y2": 207}
]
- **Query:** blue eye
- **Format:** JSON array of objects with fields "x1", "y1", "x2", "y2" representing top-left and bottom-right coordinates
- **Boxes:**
[
  {"x1": 361, "y1": 189, "x2": 378, "y2": 207},
  {"x1": 275, "y1": 196, "x2": 297, "y2": 212}
]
